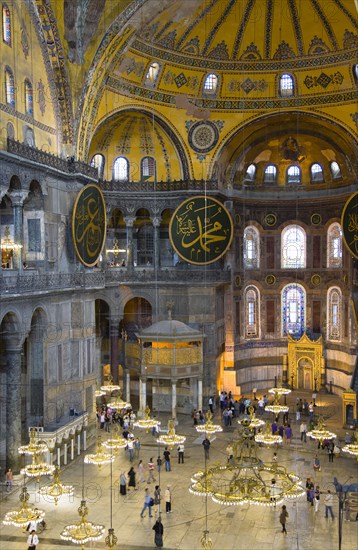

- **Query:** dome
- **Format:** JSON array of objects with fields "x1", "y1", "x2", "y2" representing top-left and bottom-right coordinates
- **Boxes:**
[{"x1": 138, "y1": 319, "x2": 204, "y2": 341}]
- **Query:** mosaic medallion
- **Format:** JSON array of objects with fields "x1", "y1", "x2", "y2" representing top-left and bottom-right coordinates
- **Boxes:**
[
  {"x1": 265, "y1": 274, "x2": 276, "y2": 285},
  {"x1": 311, "y1": 213, "x2": 322, "y2": 225},
  {"x1": 264, "y1": 213, "x2": 277, "y2": 227},
  {"x1": 311, "y1": 274, "x2": 321, "y2": 286},
  {"x1": 188, "y1": 121, "x2": 219, "y2": 154},
  {"x1": 341, "y1": 191, "x2": 358, "y2": 260}
]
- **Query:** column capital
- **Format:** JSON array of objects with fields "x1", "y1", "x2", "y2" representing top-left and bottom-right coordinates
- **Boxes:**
[
  {"x1": 124, "y1": 217, "x2": 135, "y2": 227},
  {"x1": 9, "y1": 190, "x2": 28, "y2": 206},
  {"x1": 151, "y1": 217, "x2": 161, "y2": 228}
]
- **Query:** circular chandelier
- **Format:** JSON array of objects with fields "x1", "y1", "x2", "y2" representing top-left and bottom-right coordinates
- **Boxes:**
[
  {"x1": 189, "y1": 422, "x2": 304, "y2": 506},
  {"x1": 110, "y1": 395, "x2": 132, "y2": 410},
  {"x1": 196, "y1": 411, "x2": 223, "y2": 437},
  {"x1": 133, "y1": 406, "x2": 160, "y2": 431},
  {"x1": 157, "y1": 419, "x2": 186, "y2": 446},
  {"x1": 18, "y1": 428, "x2": 48, "y2": 456},
  {"x1": 254, "y1": 422, "x2": 283, "y2": 446},
  {"x1": 38, "y1": 467, "x2": 74, "y2": 505},
  {"x1": 95, "y1": 389, "x2": 106, "y2": 398},
  {"x1": 102, "y1": 427, "x2": 128, "y2": 452},
  {"x1": 21, "y1": 453, "x2": 55, "y2": 479},
  {"x1": 307, "y1": 416, "x2": 336, "y2": 442},
  {"x1": 342, "y1": 444, "x2": 358, "y2": 460},
  {"x1": 268, "y1": 387, "x2": 291, "y2": 396},
  {"x1": 265, "y1": 391, "x2": 289, "y2": 417},
  {"x1": 84, "y1": 436, "x2": 115, "y2": 468},
  {"x1": 238, "y1": 406, "x2": 265, "y2": 429},
  {"x1": 61, "y1": 499, "x2": 105, "y2": 546},
  {"x1": 100, "y1": 374, "x2": 120, "y2": 393},
  {"x1": 3, "y1": 487, "x2": 45, "y2": 527}
]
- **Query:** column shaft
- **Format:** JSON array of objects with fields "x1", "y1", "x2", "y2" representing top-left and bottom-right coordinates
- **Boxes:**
[
  {"x1": 6, "y1": 349, "x2": 22, "y2": 472},
  {"x1": 198, "y1": 379, "x2": 203, "y2": 411},
  {"x1": 171, "y1": 381, "x2": 177, "y2": 419}
]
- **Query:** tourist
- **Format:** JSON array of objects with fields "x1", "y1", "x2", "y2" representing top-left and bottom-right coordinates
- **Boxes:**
[
  {"x1": 128, "y1": 466, "x2": 136, "y2": 491},
  {"x1": 178, "y1": 443, "x2": 185, "y2": 463},
  {"x1": 202, "y1": 437, "x2": 211, "y2": 460},
  {"x1": 134, "y1": 437, "x2": 141, "y2": 458},
  {"x1": 314, "y1": 485, "x2": 321, "y2": 512},
  {"x1": 272, "y1": 452, "x2": 278, "y2": 464},
  {"x1": 165, "y1": 485, "x2": 172, "y2": 513},
  {"x1": 154, "y1": 485, "x2": 161, "y2": 505},
  {"x1": 300, "y1": 421, "x2": 307, "y2": 443},
  {"x1": 324, "y1": 490, "x2": 335, "y2": 519},
  {"x1": 157, "y1": 455, "x2": 162, "y2": 473},
  {"x1": 148, "y1": 458, "x2": 156, "y2": 483},
  {"x1": 313, "y1": 454, "x2": 321, "y2": 472},
  {"x1": 285, "y1": 424, "x2": 292, "y2": 444},
  {"x1": 152, "y1": 517, "x2": 164, "y2": 547},
  {"x1": 208, "y1": 396, "x2": 214, "y2": 414},
  {"x1": 5, "y1": 468, "x2": 13, "y2": 492},
  {"x1": 27, "y1": 529, "x2": 39, "y2": 549},
  {"x1": 328, "y1": 440, "x2": 335, "y2": 462},
  {"x1": 140, "y1": 487, "x2": 153, "y2": 518},
  {"x1": 120, "y1": 471, "x2": 127, "y2": 496},
  {"x1": 279, "y1": 505, "x2": 288, "y2": 534},
  {"x1": 163, "y1": 447, "x2": 171, "y2": 471},
  {"x1": 258, "y1": 397, "x2": 264, "y2": 416},
  {"x1": 127, "y1": 437, "x2": 134, "y2": 462},
  {"x1": 271, "y1": 421, "x2": 278, "y2": 435},
  {"x1": 138, "y1": 460, "x2": 144, "y2": 483},
  {"x1": 226, "y1": 443, "x2": 234, "y2": 464},
  {"x1": 306, "y1": 478, "x2": 314, "y2": 504}
]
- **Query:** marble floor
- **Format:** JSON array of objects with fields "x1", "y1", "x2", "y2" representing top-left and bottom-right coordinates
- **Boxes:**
[{"x1": 1, "y1": 391, "x2": 357, "y2": 550}]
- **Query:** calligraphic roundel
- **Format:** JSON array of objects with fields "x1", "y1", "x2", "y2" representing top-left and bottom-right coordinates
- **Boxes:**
[
  {"x1": 341, "y1": 190, "x2": 358, "y2": 260},
  {"x1": 169, "y1": 196, "x2": 233, "y2": 265},
  {"x1": 72, "y1": 184, "x2": 107, "y2": 267}
]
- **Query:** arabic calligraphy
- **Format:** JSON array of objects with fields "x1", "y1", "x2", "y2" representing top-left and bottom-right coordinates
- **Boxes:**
[
  {"x1": 341, "y1": 191, "x2": 358, "y2": 260},
  {"x1": 72, "y1": 184, "x2": 106, "y2": 266},
  {"x1": 169, "y1": 196, "x2": 233, "y2": 265}
]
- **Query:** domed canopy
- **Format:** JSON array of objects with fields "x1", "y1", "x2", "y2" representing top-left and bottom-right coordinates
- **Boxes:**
[{"x1": 138, "y1": 319, "x2": 204, "y2": 342}]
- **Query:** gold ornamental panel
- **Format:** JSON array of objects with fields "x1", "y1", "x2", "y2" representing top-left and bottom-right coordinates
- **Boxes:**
[
  {"x1": 143, "y1": 347, "x2": 202, "y2": 366},
  {"x1": 287, "y1": 333, "x2": 323, "y2": 390}
]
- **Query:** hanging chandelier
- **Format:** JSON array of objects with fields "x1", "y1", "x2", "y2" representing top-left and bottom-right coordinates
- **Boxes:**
[
  {"x1": 157, "y1": 419, "x2": 186, "y2": 446},
  {"x1": 102, "y1": 427, "x2": 128, "y2": 452},
  {"x1": 265, "y1": 391, "x2": 289, "y2": 417},
  {"x1": 200, "y1": 530, "x2": 213, "y2": 549},
  {"x1": 3, "y1": 487, "x2": 45, "y2": 528},
  {"x1": 133, "y1": 406, "x2": 160, "y2": 431},
  {"x1": 100, "y1": 374, "x2": 121, "y2": 393},
  {"x1": 268, "y1": 387, "x2": 291, "y2": 397},
  {"x1": 254, "y1": 422, "x2": 283, "y2": 446},
  {"x1": 95, "y1": 389, "x2": 106, "y2": 398},
  {"x1": 238, "y1": 406, "x2": 265, "y2": 429},
  {"x1": 306, "y1": 416, "x2": 336, "y2": 442},
  {"x1": 110, "y1": 394, "x2": 132, "y2": 410},
  {"x1": 61, "y1": 499, "x2": 105, "y2": 546},
  {"x1": 105, "y1": 527, "x2": 118, "y2": 549},
  {"x1": 189, "y1": 419, "x2": 303, "y2": 506},
  {"x1": 38, "y1": 467, "x2": 74, "y2": 505},
  {"x1": 18, "y1": 428, "x2": 48, "y2": 456},
  {"x1": 84, "y1": 435, "x2": 115, "y2": 468},
  {"x1": 21, "y1": 452, "x2": 55, "y2": 479},
  {"x1": 196, "y1": 411, "x2": 223, "y2": 438},
  {"x1": 342, "y1": 443, "x2": 358, "y2": 460}
]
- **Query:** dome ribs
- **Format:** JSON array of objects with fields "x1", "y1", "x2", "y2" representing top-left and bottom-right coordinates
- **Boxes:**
[
  {"x1": 287, "y1": 0, "x2": 305, "y2": 56},
  {"x1": 202, "y1": 0, "x2": 237, "y2": 56},
  {"x1": 309, "y1": 0, "x2": 338, "y2": 50},
  {"x1": 331, "y1": 0, "x2": 358, "y2": 31},
  {"x1": 176, "y1": 0, "x2": 218, "y2": 50},
  {"x1": 264, "y1": 0, "x2": 274, "y2": 59},
  {"x1": 232, "y1": 0, "x2": 257, "y2": 59}
]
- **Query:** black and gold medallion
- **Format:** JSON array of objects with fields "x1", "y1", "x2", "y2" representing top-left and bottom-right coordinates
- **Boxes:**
[
  {"x1": 169, "y1": 196, "x2": 233, "y2": 265},
  {"x1": 72, "y1": 184, "x2": 106, "y2": 267},
  {"x1": 341, "y1": 191, "x2": 358, "y2": 260}
]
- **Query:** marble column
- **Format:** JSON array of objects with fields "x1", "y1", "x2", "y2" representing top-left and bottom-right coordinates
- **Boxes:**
[
  {"x1": 139, "y1": 378, "x2": 147, "y2": 412},
  {"x1": 151, "y1": 216, "x2": 161, "y2": 270},
  {"x1": 70, "y1": 437, "x2": 75, "y2": 460},
  {"x1": 110, "y1": 318, "x2": 120, "y2": 384},
  {"x1": 171, "y1": 380, "x2": 177, "y2": 419},
  {"x1": 6, "y1": 347, "x2": 23, "y2": 472},
  {"x1": 83, "y1": 429, "x2": 87, "y2": 451},
  {"x1": 63, "y1": 443, "x2": 68, "y2": 465},
  {"x1": 124, "y1": 217, "x2": 135, "y2": 271},
  {"x1": 57, "y1": 447, "x2": 61, "y2": 466},
  {"x1": 123, "y1": 368, "x2": 130, "y2": 403},
  {"x1": 9, "y1": 190, "x2": 27, "y2": 271},
  {"x1": 77, "y1": 434, "x2": 81, "y2": 455},
  {"x1": 198, "y1": 379, "x2": 203, "y2": 412}
]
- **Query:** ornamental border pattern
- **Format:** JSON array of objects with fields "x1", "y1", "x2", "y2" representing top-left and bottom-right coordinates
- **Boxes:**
[
  {"x1": 0, "y1": 103, "x2": 57, "y2": 134},
  {"x1": 132, "y1": 39, "x2": 357, "y2": 71}
]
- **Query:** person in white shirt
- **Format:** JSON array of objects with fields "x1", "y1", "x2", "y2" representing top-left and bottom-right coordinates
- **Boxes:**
[
  {"x1": 177, "y1": 443, "x2": 184, "y2": 463},
  {"x1": 27, "y1": 530, "x2": 39, "y2": 549},
  {"x1": 324, "y1": 490, "x2": 335, "y2": 519}
]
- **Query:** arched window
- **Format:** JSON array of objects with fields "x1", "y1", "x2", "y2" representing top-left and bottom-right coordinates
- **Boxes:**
[
  {"x1": 243, "y1": 226, "x2": 260, "y2": 268},
  {"x1": 2, "y1": 4, "x2": 11, "y2": 45},
  {"x1": 24, "y1": 79, "x2": 33, "y2": 115},
  {"x1": 327, "y1": 287, "x2": 342, "y2": 341},
  {"x1": 287, "y1": 165, "x2": 301, "y2": 184},
  {"x1": 281, "y1": 225, "x2": 306, "y2": 268},
  {"x1": 282, "y1": 284, "x2": 305, "y2": 336},
  {"x1": 245, "y1": 286, "x2": 260, "y2": 338},
  {"x1": 141, "y1": 157, "x2": 156, "y2": 180},
  {"x1": 311, "y1": 163, "x2": 324, "y2": 183},
  {"x1": 203, "y1": 73, "x2": 218, "y2": 94},
  {"x1": 113, "y1": 157, "x2": 129, "y2": 181},
  {"x1": 5, "y1": 66, "x2": 14, "y2": 106},
  {"x1": 330, "y1": 161, "x2": 342, "y2": 179},
  {"x1": 279, "y1": 73, "x2": 294, "y2": 97},
  {"x1": 145, "y1": 62, "x2": 160, "y2": 86},
  {"x1": 263, "y1": 164, "x2": 277, "y2": 183},
  {"x1": 137, "y1": 223, "x2": 154, "y2": 266},
  {"x1": 90, "y1": 154, "x2": 105, "y2": 179},
  {"x1": 244, "y1": 164, "x2": 256, "y2": 182},
  {"x1": 327, "y1": 222, "x2": 342, "y2": 268},
  {"x1": 353, "y1": 64, "x2": 358, "y2": 86}
]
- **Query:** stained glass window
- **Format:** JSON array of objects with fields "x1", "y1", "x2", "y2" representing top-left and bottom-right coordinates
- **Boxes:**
[
  {"x1": 327, "y1": 222, "x2": 342, "y2": 268},
  {"x1": 141, "y1": 157, "x2": 155, "y2": 179},
  {"x1": 281, "y1": 225, "x2": 306, "y2": 268},
  {"x1": 113, "y1": 157, "x2": 129, "y2": 181},
  {"x1": 287, "y1": 165, "x2": 301, "y2": 184},
  {"x1": 245, "y1": 286, "x2": 259, "y2": 338},
  {"x1": 311, "y1": 163, "x2": 324, "y2": 183},
  {"x1": 279, "y1": 74, "x2": 294, "y2": 97},
  {"x1": 264, "y1": 165, "x2": 277, "y2": 183},
  {"x1": 203, "y1": 73, "x2": 218, "y2": 93},
  {"x1": 2, "y1": 4, "x2": 11, "y2": 45},
  {"x1": 282, "y1": 284, "x2": 305, "y2": 336},
  {"x1": 5, "y1": 66, "x2": 14, "y2": 106},
  {"x1": 243, "y1": 226, "x2": 260, "y2": 268},
  {"x1": 90, "y1": 154, "x2": 105, "y2": 179},
  {"x1": 327, "y1": 287, "x2": 341, "y2": 341},
  {"x1": 24, "y1": 79, "x2": 33, "y2": 115}
]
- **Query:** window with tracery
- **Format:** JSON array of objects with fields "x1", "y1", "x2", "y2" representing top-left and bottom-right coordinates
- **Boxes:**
[
  {"x1": 282, "y1": 284, "x2": 305, "y2": 336},
  {"x1": 279, "y1": 73, "x2": 294, "y2": 97},
  {"x1": 311, "y1": 163, "x2": 324, "y2": 183},
  {"x1": 145, "y1": 62, "x2": 160, "y2": 85},
  {"x1": 244, "y1": 164, "x2": 256, "y2": 182},
  {"x1": 245, "y1": 286, "x2": 260, "y2": 338},
  {"x1": 2, "y1": 4, "x2": 10, "y2": 45},
  {"x1": 264, "y1": 164, "x2": 277, "y2": 183},
  {"x1": 24, "y1": 79, "x2": 33, "y2": 115},
  {"x1": 287, "y1": 165, "x2": 301, "y2": 184},
  {"x1": 330, "y1": 161, "x2": 341, "y2": 179},
  {"x1": 327, "y1": 287, "x2": 341, "y2": 341},
  {"x1": 5, "y1": 66, "x2": 14, "y2": 106},
  {"x1": 113, "y1": 157, "x2": 129, "y2": 181},
  {"x1": 243, "y1": 226, "x2": 260, "y2": 268},
  {"x1": 281, "y1": 225, "x2": 306, "y2": 268},
  {"x1": 203, "y1": 73, "x2": 218, "y2": 94},
  {"x1": 141, "y1": 157, "x2": 155, "y2": 179},
  {"x1": 90, "y1": 154, "x2": 105, "y2": 179},
  {"x1": 327, "y1": 222, "x2": 342, "y2": 268}
]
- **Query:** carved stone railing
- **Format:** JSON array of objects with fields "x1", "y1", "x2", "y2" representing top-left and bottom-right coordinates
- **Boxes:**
[
  {"x1": 99, "y1": 178, "x2": 219, "y2": 192},
  {"x1": 30, "y1": 412, "x2": 88, "y2": 451},
  {"x1": 105, "y1": 267, "x2": 231, "y2": 284},
  {"x1": 7, "y1": 138, "x2": 98, "y2": 179},
  {"x1": 0, "y1": 271, "x2": 105, "y2": 294}
]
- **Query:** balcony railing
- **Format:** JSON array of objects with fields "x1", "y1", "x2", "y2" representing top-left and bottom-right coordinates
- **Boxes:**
[
  {"x1": 99, "y1": 178, "x2": 219, "y2": 192},
  {"x1": 0, "y1": 271, "x2": 105, "y2": 294},
  {"x1": 105, "y1": 267, "x2": 231, "y2": 284}
]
